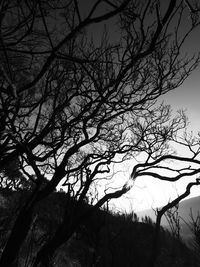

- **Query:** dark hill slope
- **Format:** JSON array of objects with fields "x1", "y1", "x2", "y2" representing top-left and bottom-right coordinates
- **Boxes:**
[{"x1": 0, "y1": 189, "x2": 198, "y2": 267}]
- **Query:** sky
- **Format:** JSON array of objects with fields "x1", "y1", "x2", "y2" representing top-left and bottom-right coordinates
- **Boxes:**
[
  {"x1": 164, "y1": 70, "x2": 200, "y2": 135},
  {"x1": 59, "y1": 1, "x2": 200, "y2": 213},
  {"x1": 110, "y1": 63, "x2": 200, "y2": 213},
  {"x1": 75, "y1": 1, "x2": 200, "y2": 213},
  {"x1": 108, "y1": 21, "x2": 200, "y2": 212},
  {"x1": 113, "y1": 2, "x2": 200, "y2": 213}
]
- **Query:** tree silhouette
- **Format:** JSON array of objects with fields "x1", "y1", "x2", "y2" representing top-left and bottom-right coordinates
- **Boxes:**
[{"x1": 0, "y1": 0, "x2": 200, "y2": 266}]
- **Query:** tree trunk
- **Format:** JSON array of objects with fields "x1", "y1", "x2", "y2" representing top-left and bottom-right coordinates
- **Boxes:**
[
  {"x1": 33, "y1": 223, "x2": 75, "y2": 267},
  {"x1": 0, "y1": 186, "x2": 41, "y2": 267},
  {"x1": 33, "y1": 198, "x2": 108, "y2": 266},
  {"x1": 0, "y1": 205, "x2": 34, "y2": 267}
]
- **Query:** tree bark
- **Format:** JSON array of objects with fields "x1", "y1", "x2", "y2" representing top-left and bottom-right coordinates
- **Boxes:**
[
  {"x1": 0, "y1": 205, "x2": 34, "y2": 267},
  {"x1": 0, "y1": 186, "x2": 41, "y2": 267},
  {"x1": 33, "y1": 221, "x2": 75, "y2": 267}
]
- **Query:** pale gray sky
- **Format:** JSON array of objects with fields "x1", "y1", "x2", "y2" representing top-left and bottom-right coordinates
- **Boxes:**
[
  {"x1": 163, "y1": 67, "x2": 200, "y2": 134},
  {"x1": 112, "y1": 66, "x2": 200, "y2": 213}
]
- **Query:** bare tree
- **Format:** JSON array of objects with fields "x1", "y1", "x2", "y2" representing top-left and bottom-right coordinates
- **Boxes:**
[
  {"x1": 165, "y1": 204, "x2": 181, "y2": 240},
  {"x1": 0, "y1": 0, "x2": 200, "y2": 266},
  {"x1": 151, "y1": 182, "x2": 200, "y2": 267},
  {"x1": 131, "y1": 132, "x2": 200, "y2": 267},
  {"x1": 180, "y1": 208, "x2": 200, "y2": 265}
]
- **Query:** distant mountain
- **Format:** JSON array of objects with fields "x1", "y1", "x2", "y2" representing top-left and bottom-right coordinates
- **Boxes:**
[
  {"x1": 176, "y1": 196, "x2": 200, "y2": 222},
  {"x1": 136, "y1": 195, "x2": 200, "y2": 243},
  {"x1": 136, "y1": 195, "x2": 200, "y2": 225}
]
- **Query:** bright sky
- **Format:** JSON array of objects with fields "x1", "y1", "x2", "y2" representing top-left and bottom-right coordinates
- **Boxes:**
[
  {"x1": 67, "y1": 2, "x2": 200, "y2": 213},
  {"x1": 110, "y1": 66, "x2": 200, "y2": 213},
  {"x1": 109, "y1": 14, "x2": 200, "y2": 213},
  {"x1": 79, "y1": 3, "x2": 200, "y2": 213}
]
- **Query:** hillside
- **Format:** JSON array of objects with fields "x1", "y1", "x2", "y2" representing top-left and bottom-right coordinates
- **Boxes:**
[{"x1": 0, "y1": 189, "x2": 199, "y2": 267}]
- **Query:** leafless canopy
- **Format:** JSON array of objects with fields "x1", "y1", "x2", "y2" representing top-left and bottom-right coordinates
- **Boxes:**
[{"x1": 0, "y1": 0, "x2": 200, "y2": 266}]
